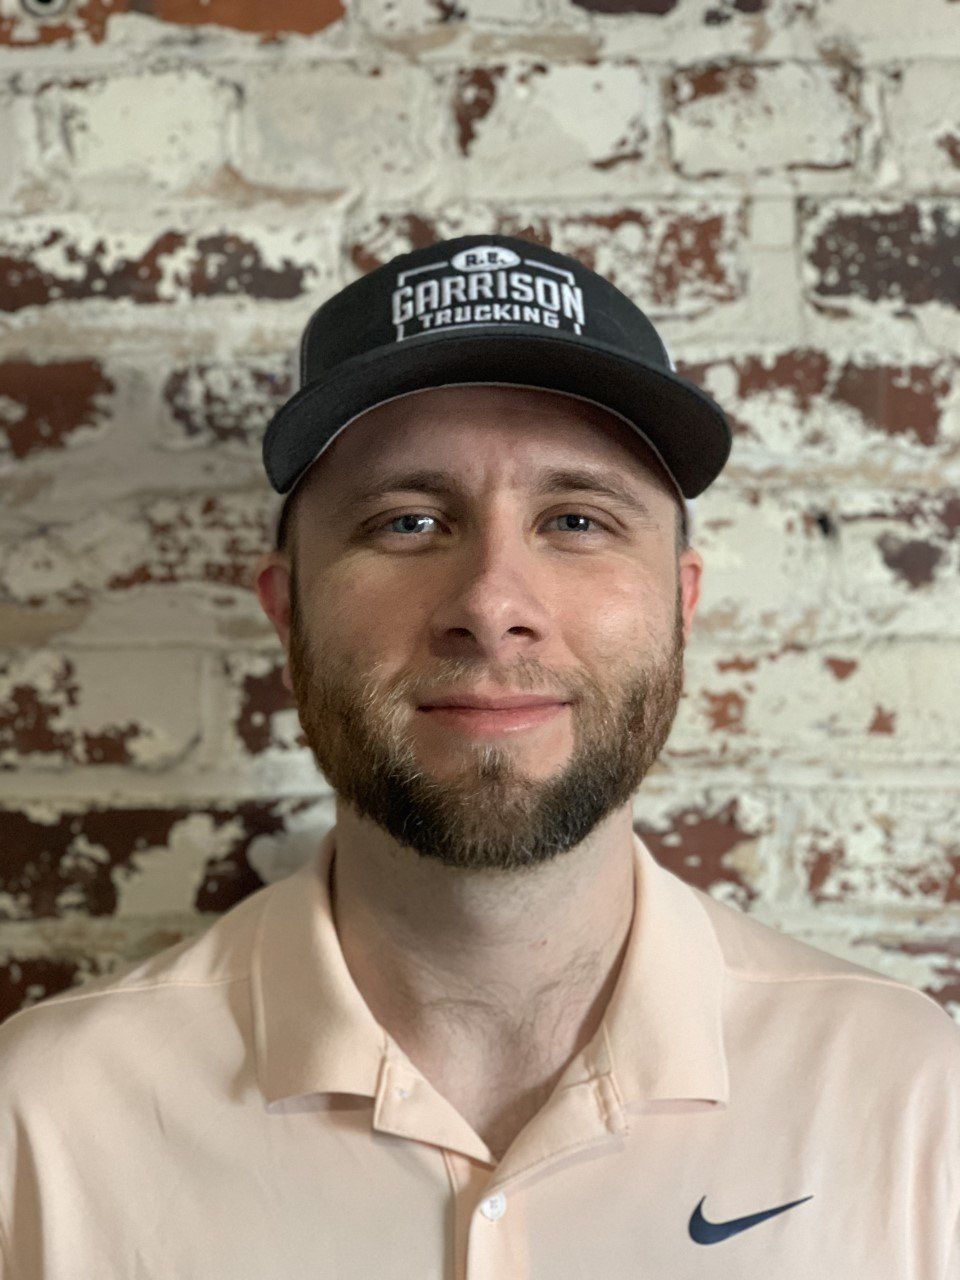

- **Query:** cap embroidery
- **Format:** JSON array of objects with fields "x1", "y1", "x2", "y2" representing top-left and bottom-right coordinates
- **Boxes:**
[{"x1": 391, "y1": 243, "x2": 586, "y2": 340}]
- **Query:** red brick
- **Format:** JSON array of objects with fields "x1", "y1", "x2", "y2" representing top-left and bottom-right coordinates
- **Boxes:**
[
  {"x1": 0, "y1": 0, "x2": 343, "y2": 46},
  {"x1": 0, "y1": 359, "x2": 114, "y2": 462},
  {"x1": 801, "y1": 200, "x2": 960, "y2": 310}
]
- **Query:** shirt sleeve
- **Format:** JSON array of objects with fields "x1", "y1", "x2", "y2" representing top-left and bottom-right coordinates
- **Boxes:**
[
  {"x1": 0, "y1": 1213, "x2": 11, "y2": 1280},
  {"x1": 947, "y1": 1198, "x2": 960, "y2": 1279}
]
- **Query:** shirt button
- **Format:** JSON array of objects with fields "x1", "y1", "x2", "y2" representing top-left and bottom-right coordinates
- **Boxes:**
[{"x1": 480, "y1": 1193, "x2": 506, "y2": 1221}]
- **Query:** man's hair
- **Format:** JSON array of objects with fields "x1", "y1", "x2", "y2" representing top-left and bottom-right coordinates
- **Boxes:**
[{"x1": 275, "y1": 481, "x2": 691, "y2": 570}]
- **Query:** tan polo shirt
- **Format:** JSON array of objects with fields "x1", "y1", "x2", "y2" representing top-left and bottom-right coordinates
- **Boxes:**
[{"x1": 1, "y1": 825, "x2": 958, "y2": 1279}]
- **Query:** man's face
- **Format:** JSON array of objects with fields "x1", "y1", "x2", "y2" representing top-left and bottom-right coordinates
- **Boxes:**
[{"x1": 260, "y1": 385, "x2": 702, "y2": 876}]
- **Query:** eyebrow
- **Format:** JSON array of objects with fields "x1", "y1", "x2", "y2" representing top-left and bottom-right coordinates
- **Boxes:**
[{"x1": 339, "y1": 466, "x2": 657, "y2": 522}]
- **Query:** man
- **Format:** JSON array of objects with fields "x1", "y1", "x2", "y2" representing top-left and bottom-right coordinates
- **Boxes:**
[{"x1": 0, "y1": 235, "x2": 957, "y2": 1278}]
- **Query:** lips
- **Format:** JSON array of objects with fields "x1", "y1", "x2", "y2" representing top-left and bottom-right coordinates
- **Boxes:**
[
  {"x1": 418, "y1": 701, "x2": 569, "y2": 736},
  {"x1": 420, "y1": 695, "x2": 569, "y2": 710}
]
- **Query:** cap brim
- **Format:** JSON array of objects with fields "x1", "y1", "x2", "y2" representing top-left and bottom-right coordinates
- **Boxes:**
[{"x1": 264, "y1": 326, "x2": 730, "y2": 538}]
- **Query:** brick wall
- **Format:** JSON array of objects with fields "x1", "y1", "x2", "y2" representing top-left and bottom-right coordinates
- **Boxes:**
[{"x1": 0, "y1": 0, "x2": 957, "y2": 1025}]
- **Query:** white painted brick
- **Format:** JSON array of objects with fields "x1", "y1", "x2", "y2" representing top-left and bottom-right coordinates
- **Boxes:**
[
  {"x1": 673, "y1": 637, "x2": 960, "y2": 769},
  {"x1": 357, "y1": 0, "x2": 547, "y2": 33},
  {"x1": 237, "y1": 62, "x2": 446, "y2": 200},
  {"x1": 883, "y1": 61, "x2": 960, "y2": 195},
  {"x1": 554, "y1": 0, "x2": 960, "y2": 65},
  {"x1": 795, "y1": 0, "x2": 960, "y2": 62},
  {"x1": 550, "y1": 0, "x2": 782, "y2": 62},
  {"x1": 781, "y1": 785, "x2": 960, "y2": 912},
  {"x1": 0, "y1": 0, "x2": 956, "y2": 1027},
  {"x1": 33, "y1": 69, "x2": 240, "y2": 195},
  {"x1": 0, "y1": 491, "x2": 270, "y2": 607},
  {"x1": 689, "y1": 483, "x2": 960, "y2": 643},
  {"x1": 668, "y1": 61, "x2": 859, "y2": 180},
  {"x1": 0, "y1": 646, "x2": 202, "y2": 769},
  {"x1": 432, "y1": 61, "x2": 664, "y2": 202},
  {"x1": 0, "y1": 88, "x2": 35, "y2": 212}
]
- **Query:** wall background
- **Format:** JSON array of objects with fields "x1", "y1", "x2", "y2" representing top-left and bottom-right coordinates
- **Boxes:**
[{"x1": 0, "y1": 0, "x2": 957, "y2": 1026}]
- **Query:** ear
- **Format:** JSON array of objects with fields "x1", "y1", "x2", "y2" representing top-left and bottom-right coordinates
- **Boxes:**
[
  {"x1": 678, "y1": 546, "x2": 703, "y2": 645},
  {"x1": 252, "y1": 550, "x2": 295, "y2": 695}
]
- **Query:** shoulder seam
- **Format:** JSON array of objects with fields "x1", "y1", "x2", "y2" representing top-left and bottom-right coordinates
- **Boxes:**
[
  {"x1": 729, "y1": 969, "x2": 911, "y2": 987},
  {"x1": 728, "y1": 968, "x2": 957, "y2": 1017},
  {"x1": 5, "y1": 973, "x2": 250, "y2": 1019}
]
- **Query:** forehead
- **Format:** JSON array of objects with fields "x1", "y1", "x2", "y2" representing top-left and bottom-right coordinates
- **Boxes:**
[{"x1": 299, "y1": 384, "x2": 677, "y2": 501}]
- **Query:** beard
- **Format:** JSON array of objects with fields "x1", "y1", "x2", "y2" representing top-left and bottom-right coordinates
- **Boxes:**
[{"x1": 286, "y1": 568, "x2": 686, "y2": 877}]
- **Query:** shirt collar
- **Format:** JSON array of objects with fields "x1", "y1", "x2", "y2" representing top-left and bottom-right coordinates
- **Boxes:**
[{"x1": 252, "y1": 825, "x2": 729, "y2": 1112}]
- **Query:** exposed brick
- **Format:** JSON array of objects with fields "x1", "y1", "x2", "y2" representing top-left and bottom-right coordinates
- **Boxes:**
[
  {"x1": 0, "y1": 796, "x2": 321, "y2": 924},
  {"x1": 676, "y1": 349, "x2": 958, "y2": 458},
  {"x1": 1, "y1": 0, "x2": 958, "y2": 1038},
  {"x1": 0, "y1": 0, "x2": 343, "y2": 47},
  {"x1": 800, "y1": 199, "x2": 960, "y2": 311},
  {"x1": 0, "y1": 358, "x2": 114, "y2": 463},
  {"x1": 0, "y1": 221, "x2": 316, "y2": 311},
  {"x1": 348, "y1": 212, "x2": 445, "y2": 274},
  {"x1": 346, "y1": 204, "x2": 749, "y2": 315},
  {"x1": 145, "y1": 0, "x2": 345, "y2": 35},
  {"x1": 570, "y1": 0, "x2": 680, "y2": 12},
  {"x1": 636, "y1": 797, "x2": 766, "y2": 911},
  {"x1": 0, "y1": 1, "x2": 124, "y2": 47},
  {"x1": 0, "y1": 952, "x2": 95, "y2": 1023},
  {"x1": 453, "y1": 65, "x2": 509, "y2": 155},
  {"x1": 221, "y1": 652, "x2": 306, "y2": 757}
]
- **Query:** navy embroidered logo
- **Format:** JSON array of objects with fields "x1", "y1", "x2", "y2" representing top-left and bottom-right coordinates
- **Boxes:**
[{"x1": 688, "y1": 1194, "x2": 814, "y2": 1244}]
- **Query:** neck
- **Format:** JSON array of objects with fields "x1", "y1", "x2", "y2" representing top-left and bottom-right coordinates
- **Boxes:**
[{"x1": 328, "y1": 810, "x2": 637, "y2": 1068}]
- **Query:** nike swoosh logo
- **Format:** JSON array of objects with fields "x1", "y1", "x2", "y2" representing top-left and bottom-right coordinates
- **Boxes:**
[{"x1": 689, "y1": 1193, "x2": 814, "y2": 1244}]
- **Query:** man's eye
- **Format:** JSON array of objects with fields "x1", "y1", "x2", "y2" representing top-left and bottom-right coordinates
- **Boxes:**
[{"x1": 371, "y1": 512, "x2": 611, "y2": 539}]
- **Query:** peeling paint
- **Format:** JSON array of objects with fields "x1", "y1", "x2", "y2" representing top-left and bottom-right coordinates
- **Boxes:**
[
  {"x1": 452, "y1": 66, "x2": 507, "y2": 156},
  {"x1": 163, "y1": 361, "x2": 293, "y2": 445},
  {"x1": 0, "y1": 227, "x2": 309, "y2": 312}
]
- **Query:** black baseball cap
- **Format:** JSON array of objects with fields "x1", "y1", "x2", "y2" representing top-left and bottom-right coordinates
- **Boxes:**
[{"x1": 263, "y1": 233, "x2": 733, "y2": 546}]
